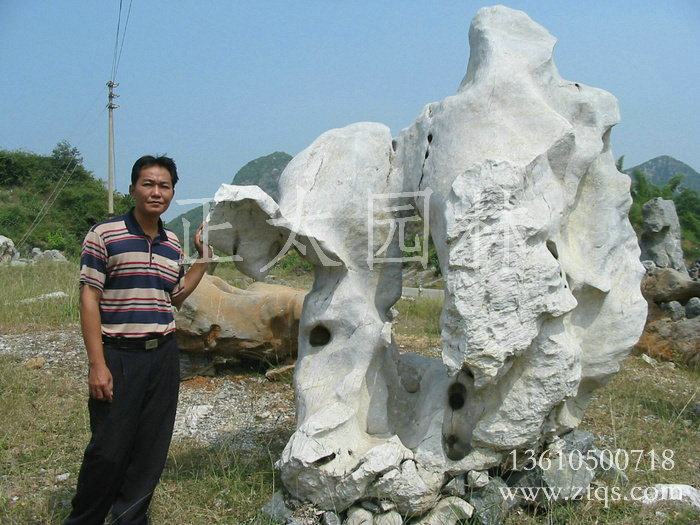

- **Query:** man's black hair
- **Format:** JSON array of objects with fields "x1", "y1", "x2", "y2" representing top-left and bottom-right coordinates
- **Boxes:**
[{"x1": 130, "y1": 155, "x2": 179, "y2": 187}]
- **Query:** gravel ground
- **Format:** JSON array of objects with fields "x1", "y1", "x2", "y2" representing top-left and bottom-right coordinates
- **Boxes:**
[{"x1": 0, "y1": 328, "x2": 297, "y2": 451}]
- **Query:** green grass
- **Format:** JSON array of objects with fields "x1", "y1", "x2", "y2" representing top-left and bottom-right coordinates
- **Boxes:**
[
  {"x1": 393, "y1": 296, "x2": 443, "y2": 340},
  {"x1": 152, "y1": 441, "x2": 282, "y2": 524},
  {"x1": 0, "y1": 260, "x2": 80, "y2": 332}
]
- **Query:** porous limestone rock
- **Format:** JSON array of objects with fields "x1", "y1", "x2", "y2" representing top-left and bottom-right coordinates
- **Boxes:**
[
  {"x1": 208, "y1": 122, "x2": 430, "y2": 513},
  {"x1": 640, "y1": 197, "x2": 687, "y2": 273},
  {"x1": 174, "y1": 274, "x2": 305, "y2": 362},
  {"x1": 206, "y1": 5, "x2": 647, "y2": 519}
]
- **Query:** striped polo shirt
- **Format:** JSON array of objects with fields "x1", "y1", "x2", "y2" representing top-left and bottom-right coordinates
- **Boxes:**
[{"x1": 80, "y1": 209, "x2": 185, "y2": 338}]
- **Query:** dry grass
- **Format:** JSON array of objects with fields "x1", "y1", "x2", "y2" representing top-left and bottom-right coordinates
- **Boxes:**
[{"x1": 393, "y1": 296, "x2": 443, "y2": 340}]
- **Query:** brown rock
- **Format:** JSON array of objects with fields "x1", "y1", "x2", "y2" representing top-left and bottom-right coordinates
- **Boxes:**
[
  {"x1": 635, "y1": 317, "x2": 700, "y2": 369},
  {"x1": 641, "y1": 268, "x2": 700, "y2": 306},
  {"x1": 175, "y1": 275, "x2": 306, "y2": 363},
  {"x1": 635, "y1": 319, "x2": 675, "y2": 362}
]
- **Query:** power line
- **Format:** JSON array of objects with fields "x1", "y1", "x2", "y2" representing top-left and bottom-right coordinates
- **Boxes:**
[
  {"x1": 16, "y1": 162, "x2": 81, "y2": 249},
  {"x1": 111, "y1": 0, "x2": 133, "y2": 82},
  {"x1": 110, "y1": 1, "x2": 122, "y2": 81},
  {"x1": 65, "y1": 85, "x2": 108, "y2": 145},
  {"x1": 114, "y1": 0, "x2": 133, "y2": 81}
]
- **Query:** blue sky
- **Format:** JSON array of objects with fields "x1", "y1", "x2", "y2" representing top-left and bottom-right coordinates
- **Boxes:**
[{"x1": 1, "y1": 0, "x2": 698, "y2": 221}]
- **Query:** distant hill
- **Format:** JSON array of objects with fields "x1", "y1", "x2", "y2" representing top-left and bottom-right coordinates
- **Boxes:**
[
  {"x1": 623, "y1": 155, "x2": 700, "y2": 193},
  {"x1": 231, "y1": 151, "x2": 292, "y2": 202},
  {"x1": 167, "y1": 151, "x2": 292, "y2": 254}
]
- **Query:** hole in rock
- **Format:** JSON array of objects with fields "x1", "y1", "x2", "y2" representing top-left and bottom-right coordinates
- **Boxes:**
[
  {"x1": 391, "y1": 139, "x2": 397, "y2": 152},
  {"x1": 309, "y1": 325, "x2": 331, "y2": 347},
  {"x1": 461, "y1": 366, "x2": 474, "y2": 379},
  {"x1": 444, "y1": 434, "x2": 458, "y2": 448},
  {"x1": 312, "y1": 452, "x2": 336, "y2": 466},
  {"x1": 425, "y1": 149, "x2": 430, "y2": 159},
  {"x1": 427, "y1": 133, "x2": 433, "y2": 143},
  {"x1": 448, "y1": 382, "x2": 467, "y2": 411},
  {"x1": 546, "y1": 240, "x2": 559, "y2": 260},
  {"x1": 443, "y1": 434, "x2": 471, "y2": 460}
]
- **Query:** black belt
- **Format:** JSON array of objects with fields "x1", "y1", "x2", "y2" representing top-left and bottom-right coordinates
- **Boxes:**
[{"x1": 102, "y1": 332, "x2": 175, "y2": 351}]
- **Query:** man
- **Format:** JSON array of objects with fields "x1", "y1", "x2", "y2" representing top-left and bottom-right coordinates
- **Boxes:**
[{"x1": 64, "y1": 155, "x2": 211, "y2": 524}]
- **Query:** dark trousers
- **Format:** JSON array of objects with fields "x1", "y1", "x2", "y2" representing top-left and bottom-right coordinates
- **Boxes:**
[{"x1": 64, "y1": 337, "x2": 180, "y2": 525}]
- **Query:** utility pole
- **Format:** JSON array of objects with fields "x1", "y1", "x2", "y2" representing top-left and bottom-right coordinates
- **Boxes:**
[{"x1": 107, "y1": 80, "x2": 119, "y2": 217}]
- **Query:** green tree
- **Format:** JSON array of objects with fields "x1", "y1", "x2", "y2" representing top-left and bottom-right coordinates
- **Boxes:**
[
  {"x1": 50, "y1": 140, "x2": 92, "y2": 182},
  {"x1": 675, "y1": 187, "x2": 700, "y2": 259},
  {"x1": 0, "y1": 143, "x2": 135, "y2": 255},
  {"x1": 615, "y1": 155, "x2": 625, "y2": 172},
  {"x1": 0, "y1": 151, "x2": 30, "y2": 186}
]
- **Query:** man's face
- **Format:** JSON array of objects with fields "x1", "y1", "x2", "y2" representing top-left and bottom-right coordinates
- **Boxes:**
[{"x1": 129, "y1": 165, "x2": 175, "y2": 218}]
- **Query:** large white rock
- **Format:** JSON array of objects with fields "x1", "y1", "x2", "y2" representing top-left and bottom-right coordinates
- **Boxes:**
[{"x1": 206, "y1": 5, "x2": 647, "y2": 518}]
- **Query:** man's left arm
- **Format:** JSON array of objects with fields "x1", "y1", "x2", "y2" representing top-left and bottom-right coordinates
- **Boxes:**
[{"x1": 171, "y1": 223, "x2": 212, "y2": 309}]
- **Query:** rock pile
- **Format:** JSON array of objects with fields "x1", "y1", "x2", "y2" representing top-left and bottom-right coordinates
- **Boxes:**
[
  {"x1": 0, "y1": 234, "x2": 68, "y2": 266},
  {"x1": 636, "y1": 265, "x2": 700, "y2": 369}
]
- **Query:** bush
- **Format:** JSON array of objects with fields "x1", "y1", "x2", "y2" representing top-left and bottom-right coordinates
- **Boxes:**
[{"x1": 47, "y1": 230, "x2": 67, "y2": 251}]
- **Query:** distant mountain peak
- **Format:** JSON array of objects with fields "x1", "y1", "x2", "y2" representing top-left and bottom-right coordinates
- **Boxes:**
[
  {"x1": 231, "y1": 151, "x2": 293, "y2": 202},
  {"x1": 623, "y1": 155, "x2": 700, "y2": 193}
]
